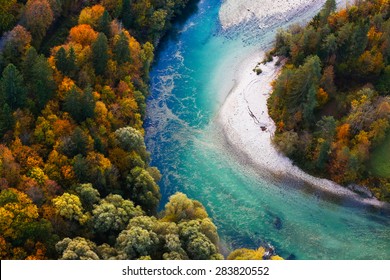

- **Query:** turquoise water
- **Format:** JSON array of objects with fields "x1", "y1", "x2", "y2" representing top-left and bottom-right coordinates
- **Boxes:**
[{"x1": 145, "y1": 0, "x2": 390, "y2": 259}]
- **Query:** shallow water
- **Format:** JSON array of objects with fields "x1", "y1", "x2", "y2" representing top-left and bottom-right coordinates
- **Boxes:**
[{"x1": 144, "y1": 0, "x2": 390, "y2": 259}]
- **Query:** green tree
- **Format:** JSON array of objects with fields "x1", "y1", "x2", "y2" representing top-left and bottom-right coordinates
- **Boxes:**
[
  {"x1": 63, "y1": 86, "x2": 95, "y2": 123},
  {"x1": 315, "y1": 139, "x2": 331, "y2": 170},
  {"x1": 74, "y1": 183, "x2": 100, "y2": 211},
  {"x1": 149, "y1": 9, "x2": 167, "y2": 40},
  {"x1": 316, "y1": 116, "x2": 336, "y2": 140},
  {"x1": 92, "y1": 33, "x2": 109, "y2": 76},
  {"x1": 162, "y1": 192, "x2": 208, "y2": 223},
  {"x1": 55, "y1": 47, "x2": 68, "y2": 74},
  {"x1": 141, "y1": 42, "x2": 154, "y2": 76},
  {"x1": 65, "y1": 46, "x2": 77, "y2": 78},
  {"x1": 113, "y1": 32, "x2": 131, "y2": 64},
  {"x1": 31, "y1": 55, "x2": 56, "y2": 112},
  {"x1": 319, "y1": 0, "x2": 336, "y2": 23},
  {"x1": 114, "y1": 126, "x2": 145, "y2": 152},
  {"x1": 0, "y1": 64, "x2": 26, "y2": 110},
  {"x1": 302, "y1": 85, "x2": 318, "y2": 126},
  {"x1": 127, "y1": 167, "x2": 160, "y2": 214},
  {"x1": 0, "y1": 104, "x2": 14, "y2": 136},
  {"x1": 22, "y1": 46, "x2": 38, "y2": 84},
  {"x1": 71, "y1": 127, "x2": 90, "y2": 156},
  {"x1": 121, "y1": 0, "x2": 132, "y2": 29},
  {"x1": 56, "y1": 237, "x2": 99, "y2": 260},
  {"x1": 98, "y1": 10, "x2": 111, "y2": 37},
  {"x1": 290, "y1": 55, "x2": 321, "y2": 109},
  {"x1": 178, "y1": 219, "x2": 222, "y2": 260},
  {"x1": 116, "y1": 225, "x2": 159, "y2": 259},
  {"x1": 92, "y1": 194, "x2": 143, "y2": 234}
]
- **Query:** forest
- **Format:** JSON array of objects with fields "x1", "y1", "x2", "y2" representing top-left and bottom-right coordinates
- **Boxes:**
[
  {"x1": 0, "y1": 0, "x2": 283, "y2": 260},
  {"x1": 267, "y1": 0, "x2": 390, "y2": 201}
]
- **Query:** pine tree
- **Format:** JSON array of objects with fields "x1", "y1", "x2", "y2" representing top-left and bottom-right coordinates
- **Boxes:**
[
  {"x1": 64, "y1": 86, "x2": 95, "y2": 123},
  {"x1": 303, "y1": 85, "x2": 318, "y2": 127},
  {"x1": 22, "y1": 46, "x2": 38, "y2": 83},
  {"x1": 122, "y1": 0, "x2": 132, "y2": 30},
  {"x1": 98, "y1": 10, "x2": 111, "y2": 38},
  {"x1": 55, "y1": 47, "x2": 68, "y2": 74},
  {"x1": 0, "y1": 103, "x2": 14, "y2": 137},
  {"x1": 92, "y1": 33, "x2": 108, "y2": 76},
  {"x1": 32, "y1": 55, "x2": 56, "y2": 112},
  {"x1": 114, "y1": 32, "x2": 131, "y2": 64},
  {"x1": 0, "y1": 64, "x2": 26, "y2": 109},
  {"x1": 67, "y1": 46, "x2": 77, "y2": 77}
]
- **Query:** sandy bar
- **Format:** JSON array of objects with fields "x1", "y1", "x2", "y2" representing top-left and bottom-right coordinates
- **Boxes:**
[
  {"x1": 219, "y1": 0, "x2": 351, "y2": 30},
  {"x1": 215, "y1": 51, "x2": 389, "y2": 208}
]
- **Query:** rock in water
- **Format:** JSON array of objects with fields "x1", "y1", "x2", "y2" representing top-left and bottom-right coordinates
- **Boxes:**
[
  {"x1": 347, "y1": 184, "x2": 374, "y2": 198},
  {"x1": 273, "y1": 217, "x2": 283, "y2": 230}
]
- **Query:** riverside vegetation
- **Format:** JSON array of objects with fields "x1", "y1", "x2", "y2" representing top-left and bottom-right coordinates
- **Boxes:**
[
  {"x1": 0, "y1": 0, "x2": 282, "y2": 260},
  {"x1": 267, "y1": 0, "x2": 390, "y2": 201}
]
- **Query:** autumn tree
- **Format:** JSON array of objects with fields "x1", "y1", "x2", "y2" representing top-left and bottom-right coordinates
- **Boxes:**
[
  {"x1": 228, "y1": 246, "x2": 283, "y2": 260},
  {"x1": 0, "y1": 0, "x2": 19, "y2": 35},
  {"x1": 23, "y1": 0, "x2": 54, "y2": 46},
  {"x1": 73, "y1": 152, "x2": 119, "y2": 195},
  {"x1": 52, "y1": 193, "x2": 88, "y2": 224},
  {"x1": 68, "y1": 24, "x2": 98, "y2": 47},
  {"x1": 101, "y1": 0, "x2": 123, "y2": 18},
  {"x1": 78, "y1": 5, "x2": 105, "y2": 29},
  {"x1": 0, "y1": 145, "x2": 21, "y2": 188},
  {"x1": 1, "y1": 26, "x2": 32, "y2": 67},
  {"x1": 0, "y1": 188, "x2": 52, "y2": 259}
]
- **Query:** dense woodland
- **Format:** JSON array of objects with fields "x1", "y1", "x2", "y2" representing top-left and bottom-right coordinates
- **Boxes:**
[
  {"x1": 0, "y1": 0, "x2": 282, "y2": 260},
  {"x1": 267, "y1": 0, "x2": 390, "y2": 201}
]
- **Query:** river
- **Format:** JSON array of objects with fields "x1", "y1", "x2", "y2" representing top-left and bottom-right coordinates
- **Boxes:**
[{"x1": 144, "y1": 0, "x2": 390, "y2": 259}]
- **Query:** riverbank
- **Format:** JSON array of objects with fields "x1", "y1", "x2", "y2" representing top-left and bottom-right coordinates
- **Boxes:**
[{"x1": 216, "y1": 51, "x2": 390, "y2": 209}]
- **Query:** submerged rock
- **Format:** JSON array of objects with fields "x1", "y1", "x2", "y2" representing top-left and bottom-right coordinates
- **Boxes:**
[
  {"x1": 273, "y1": 217, "x2": 283, "y2": 230},
  {"x1": 286, "y1": 253, "x2": 297, "y2": 260}
]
